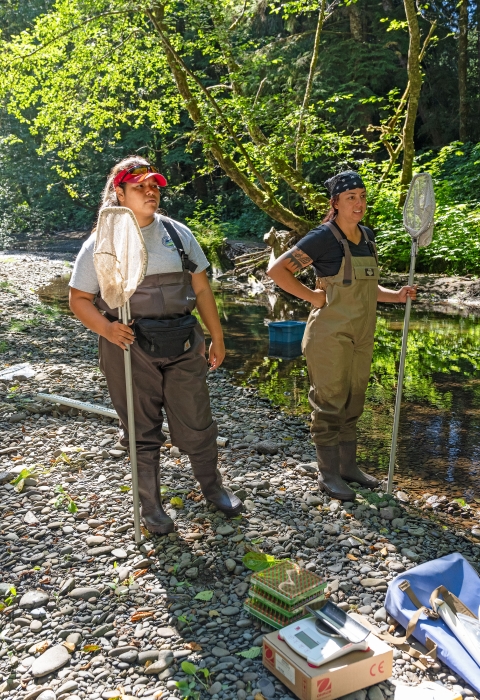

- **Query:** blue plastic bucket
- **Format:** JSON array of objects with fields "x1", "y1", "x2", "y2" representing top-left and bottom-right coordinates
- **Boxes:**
[{"x1": 268, "y1": 321, "x2": 306, "y2": 359}]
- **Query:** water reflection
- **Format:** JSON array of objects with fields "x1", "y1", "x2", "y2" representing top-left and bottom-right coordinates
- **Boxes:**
[
  {"x1": 37, "y1": 275, "x2": 480, "y2": 498},
  {"x1": 213, "y1": 284, "x2": 480, "y2": 499}
]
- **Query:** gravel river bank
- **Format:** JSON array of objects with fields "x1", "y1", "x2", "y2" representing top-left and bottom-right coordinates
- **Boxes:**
[{"x1": 1, "y1": 252, "x2": 479, "y2": 700}]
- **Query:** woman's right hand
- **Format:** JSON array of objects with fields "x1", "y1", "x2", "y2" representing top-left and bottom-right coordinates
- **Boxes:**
[
  {"x1": 104, "y1": 320, "x2": 135, "y2": 350},
  {"x1": 309, "y1": 289, "x2": 327, "y2": 308}
]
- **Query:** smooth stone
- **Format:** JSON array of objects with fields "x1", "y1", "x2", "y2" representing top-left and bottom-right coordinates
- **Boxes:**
[
  {"x1": 118, "y1": 650, "x2": 138, "y2": 664},
  {"x1": 156, "y1": 627, "x2": 175, "y2": 638},
  {"x1": 58, "y1": 578, "x2": 76, "y2": 596},
  {"x1": 357, "y1": 605, "x2": 373, "y2": 615},
  {"x1": 145, "y1": 651, "x2": 174, "y2": 674},
  {"x1": 221, "y1": 606, "x2": 240, "y2": 616},
  {"x1": 217, "y1": 525, "x2": 234, "y2": 536},
  {"x1": 379, "y1": 507, "x2": 399, "y2": 521},
  {"x1": 30, "y1": 619, "x2": 43, "y2": 632},
  {"x1": 138, "y1": 650, "x2": 160, "y2": 664},
  {"x1": 111, "y1": 548, "x2": 127, "y2": 559},
  {"x1": 367, "y1": 687, "x2": 384, "y2": 700},
  {"x1": 24, "y1": 688, "x2": 54, "y2": 700},
  {"x1": 361, "y1": 578, "x2": 387, "y2": 588},
  {"x1": 401, "y1": 548, "x2": 420, "y2": 562},
  {"x1": 65, "y1": 633, "x2": 82, "y2": 647},
  {"x1": 92, "y1": 623, "x2": 114, "y2": 637},
  {"x1": 69, "y1": 587, "x2": 101, "y2": 600},
  {"x1": 88, "y1": 546, "x2": 114, "y2": 556},
  {"x1": 20, "y1": 590, "x2": 50, "y2": 609},
  {"x1": 108, "y1": 645, "x2": 139, "y2": 658},
  {"x1": 212, "y1": 646, "x2": 230, "y2": 657},
  {"x1": 37, "y1": 692, "x2": 57, "y2": 700},
  {"x1": 391, "y1": 518, "x2": 406, "y2": 528},
  {"x1": 225, "y1": 558, "x2": 236, "y2": 572},
  {"x1": 31, "y1": 607, "x2": 47, "y2": 619},
  {"x1": 86, "y1": 536, "x2": 106, "y2": 546},
  {"x1": 388, "y1": 560, "x2": 405, "y2": 572},
  {"x1": 305, "y1": 495, "x2": 322, "y2": 506},
  {"x1": 57, "y1": 680, "x2": 79, "y2": 695},
  {"x1": 31, "y1": 644, "x2": 70, "y2": 678},
  {"x1": 257, "y1": 678, "x2": 275, "y2": 698},
  {"x1": 117, "y1": 566, "x2": 131, "y2": 583},
  {"x1": 0, "y1": 583, "x2": 13, "y2": 597},
  {"x1": 374, "y1": 607, "x2": 387, "y2": 623},
  {"x1": 185, "y1": 567, "x2": 198, "y2": 579},
  {"x1": 24, "y1": 510, "x2": 40, "y2": 525},
  {"x1": 209, "y1": 682, "x2": 223, "y2": 696},
  {"x1": 235, "y1": 582, "x2": 249, "y2": 596}
]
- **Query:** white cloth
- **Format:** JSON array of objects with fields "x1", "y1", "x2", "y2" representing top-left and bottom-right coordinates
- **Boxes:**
[{"x1": 70, "y1": 213, "x2": 209, "y2": 294}]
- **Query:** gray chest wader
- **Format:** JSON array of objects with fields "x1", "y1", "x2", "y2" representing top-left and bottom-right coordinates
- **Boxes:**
[
  {"x1": 96, "y1": 218, "x2": 242, "y2": 534},
  {"x1": 302, "y1": 222, "x2": 381, "y2": 500}
]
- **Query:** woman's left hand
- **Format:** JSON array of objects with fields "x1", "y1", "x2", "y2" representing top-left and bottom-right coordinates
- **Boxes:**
[
  {"x1": 208, "y1": 339, "x2": 226, "y2": 370},
  {"x1": 397, "y1": 285, "x2": 417, "y2": 303}
]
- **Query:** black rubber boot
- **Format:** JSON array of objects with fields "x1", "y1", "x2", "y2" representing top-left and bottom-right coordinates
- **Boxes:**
[
  {"x1": 191, "y1": 459, "x2": 244, "y2": 516},
  {"x1": 339, "y1": 440, "x2": 380, "y2": 489},
  {"x1": 316, "y1": 444, "x2": 356, "y2": 501},
  {"x1": 138, "y1": 459, "x2": 175, "y2": 535}
]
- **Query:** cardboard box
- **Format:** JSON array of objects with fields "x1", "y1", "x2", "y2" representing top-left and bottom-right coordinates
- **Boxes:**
[{"x1": 263, "y1": 629, "x2": 393, "y2": 700}]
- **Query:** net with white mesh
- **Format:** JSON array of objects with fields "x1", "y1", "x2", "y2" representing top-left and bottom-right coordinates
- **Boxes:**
[
  {"x1": 93, "y1": 206, "x2": 148, "y2": 309},
  {"x1": 403, "y1": 173, "x2": 435, "y2": 248}
]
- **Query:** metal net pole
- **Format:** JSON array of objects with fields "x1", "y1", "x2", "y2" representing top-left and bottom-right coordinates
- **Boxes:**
[
  {"x1": 386, "y1": 238, "x2": 418, "y2": 494},
  {"x1": 120, "y1": 302, "x2": 142, "y2": 543}
]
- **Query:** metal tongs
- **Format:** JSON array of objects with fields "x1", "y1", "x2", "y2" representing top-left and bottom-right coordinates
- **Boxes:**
[{"x1": 305, "y1": 601, "x2": 370, "y2": 644}]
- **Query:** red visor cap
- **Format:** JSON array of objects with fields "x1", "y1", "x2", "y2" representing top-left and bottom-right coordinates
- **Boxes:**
[{"x1": 114, "y1": 171, "x2": 168, "y2": 188}]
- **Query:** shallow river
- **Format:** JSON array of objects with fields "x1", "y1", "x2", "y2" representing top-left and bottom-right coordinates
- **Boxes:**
[{"x1": 38, "y1": 275, "x2": 480, "y2": 503}]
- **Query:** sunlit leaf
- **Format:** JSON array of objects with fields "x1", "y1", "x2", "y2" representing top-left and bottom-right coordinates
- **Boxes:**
[
  {"x1": 194, "y1": 590, "x2": 214, "y2": 601},
  {"x1": 237, "y1": 646, "x2": 262, "y2": 659},
  {"x1": 181, "y1": 661, "x2": 197, "y2": 675}
]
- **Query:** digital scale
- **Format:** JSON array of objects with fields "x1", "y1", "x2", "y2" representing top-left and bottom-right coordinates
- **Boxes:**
[{"x1": 278, "y1": 602, "x2": 370, "y2": 667}]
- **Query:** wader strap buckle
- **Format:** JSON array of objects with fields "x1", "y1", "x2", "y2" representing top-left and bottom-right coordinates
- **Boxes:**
[
  {"x1": 161, "y1": 218, "x2": 198, "y2": 274},
  {"x1": 324, "y1": 221, "x2": 352, "y2": 285}
]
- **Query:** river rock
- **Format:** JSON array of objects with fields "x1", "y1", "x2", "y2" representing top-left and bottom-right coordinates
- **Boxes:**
[
  {"x1": 37, "y1": 692, "x2": 57, "y2": 700},
  {"x1": 156, "y1": 627, "x2": 176, "y2": 638},
  {"x1": 255, "y1": 441, "x2": 279, "y2": 455},
  {"x1": 20, "y1": 590, "x2": 50, "y2": 609},
  {"x1": 401, "y1": 548, "x2": 420, "y2": 562},
  {"x1": 217, "y1": 524, "x2": 234, "y2": 536},
  {"x1": 69, "y1": 587, "x2": 101, "y2": 600},
  {"x1": 221, "y1": 606, "x2": 240, "y2": 616},
  {"x1": 31, "y1": 644, "x2": 70, "y2": 677},
  {"x1": 145, "y1": 650, "x2": 174, "y2": 674},
  {"x1": 361, "y1": 578, "x2": 387, "y2": 588},
  {"x1": 212, "y1": 646, "x2": 230, "y2": 657}
]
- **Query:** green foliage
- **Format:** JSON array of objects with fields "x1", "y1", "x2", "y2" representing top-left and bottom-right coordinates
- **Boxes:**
[
  {"x1": 194, "y1": 590, "x2": 214, "y2": 601},
  {"x1": 236, "y1": 646, "x2": 262, "y2": 659},
  {"x1": 363, "y1": 143, "x2": 480, "y2": 274},
  {"x1": 176, "y1": 661, "x2": 210, "y2": 699},
  {"x1": 242, "y1": 551, "x2": 279, "y2": 571},
  {"x1": 54, "y1": 484, "x2": 78, "y2": 513}
]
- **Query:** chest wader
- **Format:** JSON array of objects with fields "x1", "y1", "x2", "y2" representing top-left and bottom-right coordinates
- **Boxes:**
[
  {"x1": 96, "y1": 221, "x2": 242, "y2": 535},
  {"x1": 302, "y1": 222, "x2": 381, "y2": 500}
]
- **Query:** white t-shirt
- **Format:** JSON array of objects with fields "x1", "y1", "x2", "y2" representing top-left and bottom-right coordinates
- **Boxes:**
[{"x1": 69, "y1": 213, "x2": 209, "y2": 295}]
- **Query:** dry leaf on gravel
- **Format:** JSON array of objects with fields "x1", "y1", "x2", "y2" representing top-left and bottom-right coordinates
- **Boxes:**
[{"x1": 131, "y1": 611, "x2": 154, "y2": 622}]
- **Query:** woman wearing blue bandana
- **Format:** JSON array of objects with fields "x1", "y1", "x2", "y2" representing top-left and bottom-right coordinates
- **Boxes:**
[{"x1": 268, "y1": 171, "x2": 417, "y2": 500}]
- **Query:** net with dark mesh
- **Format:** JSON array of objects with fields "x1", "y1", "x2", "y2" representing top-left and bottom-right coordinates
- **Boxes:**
[
  {"x1": 93, "y1": 206, "x2": 148, "y2": 309},
  {"x1": 403, "y1": 173, "x2": 436, "y2": 248}
]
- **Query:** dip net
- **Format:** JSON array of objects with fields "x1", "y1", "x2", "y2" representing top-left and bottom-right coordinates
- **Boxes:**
[
  {"x1": 403, "y1": 173, "x2": 436, "y2": 248},
  {"x1": 93, "y1": 206, "x2": 147, "y2": 309}
]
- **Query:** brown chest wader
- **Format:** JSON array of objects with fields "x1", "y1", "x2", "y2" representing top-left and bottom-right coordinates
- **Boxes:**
[
  {"x1": 96, "y1": 220, "x2": 242, "y2": 535},
  {"x1": 302, "y1": 222, "x2": 381, "y2": 500}
]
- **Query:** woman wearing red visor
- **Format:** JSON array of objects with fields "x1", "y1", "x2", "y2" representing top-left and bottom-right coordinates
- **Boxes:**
[{"x1": 69, "y1": 156, "x2": 242, "y2": 535}]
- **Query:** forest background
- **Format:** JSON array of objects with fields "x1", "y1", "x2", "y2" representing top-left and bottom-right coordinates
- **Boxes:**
[{"x1": 0, "y1": 0, "x2": 479, "y2": 274}]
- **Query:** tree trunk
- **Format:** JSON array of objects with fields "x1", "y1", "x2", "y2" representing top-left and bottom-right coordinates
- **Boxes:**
[
  {"x1": 348, "y1": 4, "x2": 364, "y2": 42},
  {"x1": 478, "y1": 0, "x2": 480, "y2": 113},
  {"x1": 458, "y1": 0, "x2": 469, "y2": 141},
  {"x1": 399, "y1": 0, "x2": 422, "y2": 206}
]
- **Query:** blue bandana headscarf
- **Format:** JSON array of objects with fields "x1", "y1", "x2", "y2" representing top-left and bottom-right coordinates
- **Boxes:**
[{"x1": 324, "y1": 171, "x2": 365, "y2": 197}]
